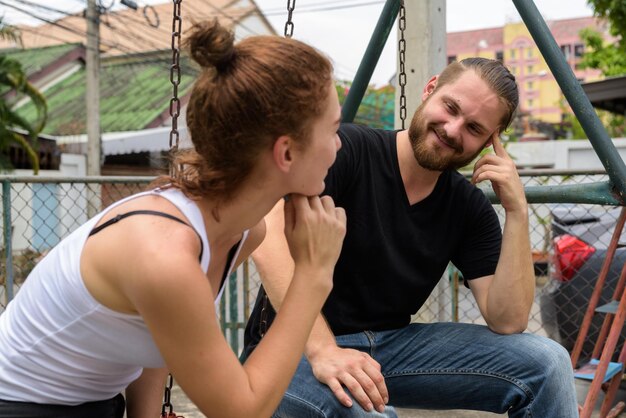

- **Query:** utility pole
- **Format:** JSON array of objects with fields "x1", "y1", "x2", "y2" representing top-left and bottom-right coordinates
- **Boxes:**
[
  {"x1": 86, "y1": 0, "x2": 101, "y2": 177},
  {"x1": 400, "y1": 0, "x2": 448, "y2": 324},
  {"x1": 86, "y1": 0, "x2": 101, "y2": 217},
  {"x1": 395, "y1": 0, "x2": 446, "y2": 129}
]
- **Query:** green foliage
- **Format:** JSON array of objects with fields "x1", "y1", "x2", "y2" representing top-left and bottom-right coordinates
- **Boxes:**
[
  {"x1": 578, "y1": 28, "x2": 626, "y2": 76},
  {"x1": 0, "y1": 18, "x2": 22, "y2": 47},
  {"x1": 578, "y1": 0, "x2": 626, "y2": 76},
  {"x1": 0, "y1": 19, "x2": 46, "y2": 173},
  {"x1": 587, "y1": 0, "x2": 626, "y2": 43},
  {"x1": 563, "y1": 114, "x2": 588, "y2": 139},
  {"x1": 560, "y1": 100, "x2": 624, "y2": 139},
  {"x1": 561, "y1": 2, "x2": 626, "y2": 141}
]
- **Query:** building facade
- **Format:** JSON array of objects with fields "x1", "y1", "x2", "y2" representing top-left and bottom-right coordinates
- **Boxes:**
[{"x1": 447, "y1": 17, "x2": 612, "y2": 127}]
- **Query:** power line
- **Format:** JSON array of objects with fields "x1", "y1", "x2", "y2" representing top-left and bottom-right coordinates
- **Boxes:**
[
  {"x1": 8, "y1": 0, "x2": 81, "y2": 17},
  {"x1": 231, "y1": 0, "x2": 386, "y2": 17},
  {"x1": 1, "y1": 0, "x2": 149, "y2": 55},
  {"x1": 104, "y1": 12, "x2": 165, "y2": 51}
]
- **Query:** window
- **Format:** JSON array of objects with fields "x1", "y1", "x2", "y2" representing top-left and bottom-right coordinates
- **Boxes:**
[
  {"x1": 510, "y1": 66, "x2": 517, "y2": 75},
  {"x1": 526, "y1": 81, "x2": 534, "y2": 90},
  {"x1": 510, "y1": 49, "x2": 516, "y2": 59},
  {"x1": 527, "y1": 48, "x2": 533, "y2": 58},
  {"x1": 496, "y1": 51, "x2": 504, "y2": 62},
  {"x1": 560, "y1": 44, "x2": 571, "y2": 59},
  {"x1": 447, "y1": 55, "x2": 457, "y2": 64},
  {"x1": 574, "y1": 44, "x2": 585, "y2": 58},
  {"x1": 527, "y1": 65, "x2": 534, "y2": 74},
  {"x1": 527, "y1": 99, "x2": 534, "y2": 109}
]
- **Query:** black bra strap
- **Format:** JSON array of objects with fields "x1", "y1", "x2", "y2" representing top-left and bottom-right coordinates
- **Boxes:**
[
  {"x1": 220, "y1": 239, "x2": 241, "y2": 293},
  {"x1": 89, "y1": 210, "x2": 204, "y2": 261}
]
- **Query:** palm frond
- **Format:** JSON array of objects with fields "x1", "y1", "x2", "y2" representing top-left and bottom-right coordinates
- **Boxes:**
[{"x1": 0, "y1": 18, "x2": 22, "y2": 46}]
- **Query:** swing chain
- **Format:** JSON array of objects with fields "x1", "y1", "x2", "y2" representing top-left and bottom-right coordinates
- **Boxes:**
[
  {"x1": 169, "y1": 0, "x2": 183, "y2": 156},
  {"x1": 161, "y1": 2, "x2": 185, "y2": 415},
  {"x1": 284, "y1": 0, "x2": 296, "y2": 38},
  {"x1": 397, "y1": 0, "x2": 407, "y2": 129},
  {"x1": 161, "y1": 374, "x2": 174, "y2": 417}
]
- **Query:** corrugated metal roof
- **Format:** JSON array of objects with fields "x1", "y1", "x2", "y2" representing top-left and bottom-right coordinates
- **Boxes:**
[
  {"x1": 56, "y1": 125, "x2": 192, "y2": 155},
  {"x1": 15, "y1": 51, "x2": 198, "y2": 135},
  {"x1": 0, "y1": 43, "x2": 82, "y2": 77}
]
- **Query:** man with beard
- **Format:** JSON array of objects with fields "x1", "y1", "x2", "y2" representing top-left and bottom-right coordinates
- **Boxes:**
[{"x1": 243, "y1": 57, "x2": 578, "y2": 417}]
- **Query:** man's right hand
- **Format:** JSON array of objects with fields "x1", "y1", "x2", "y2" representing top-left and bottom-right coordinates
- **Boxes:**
[{"x1": 307, "y1": 344, "x2": 389, "y2": 413}]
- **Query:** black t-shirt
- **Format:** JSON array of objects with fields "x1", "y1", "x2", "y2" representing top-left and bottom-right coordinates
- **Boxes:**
[{"x1": 244, "y1": 124, "x2": 502, "y2": 348}]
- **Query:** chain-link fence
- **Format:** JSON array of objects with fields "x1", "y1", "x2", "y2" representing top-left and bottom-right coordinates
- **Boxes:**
[{"x1": 1, "y1": 172, "x2": 623, "y2": 363}]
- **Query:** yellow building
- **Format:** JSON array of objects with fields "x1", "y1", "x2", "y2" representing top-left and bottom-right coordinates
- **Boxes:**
[{"x1": 447, "y1": 17, "x2": 610, "y2": 126}]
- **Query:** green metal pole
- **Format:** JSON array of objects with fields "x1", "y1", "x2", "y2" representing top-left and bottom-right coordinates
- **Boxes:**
[
  {"x1": 512, "y1": 0, "x2": 626, "y2": 204},
  {"x1": 342, "y1": 0, "x2": 401, "y2": 123},
  {"x1": 2, "y1": 180, "x2": 14, "y2": 302},
  {"x1": 483, "y1": 181, "x2": 621, "y2": 206},
  {"x1": 228, "y1": 272, "x2": 238, "y2": 354}
]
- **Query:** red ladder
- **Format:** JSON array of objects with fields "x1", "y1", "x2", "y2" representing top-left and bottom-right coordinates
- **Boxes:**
[{"x1": 570, "y1": 206, "x2": 626, "y2": 418}]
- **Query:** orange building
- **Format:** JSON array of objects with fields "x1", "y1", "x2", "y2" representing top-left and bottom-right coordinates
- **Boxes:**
[{"x1": 447, "y1": 17, "x2": 612, "y2": 125}]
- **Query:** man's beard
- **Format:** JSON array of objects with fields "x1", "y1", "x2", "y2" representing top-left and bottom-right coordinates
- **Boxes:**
[{"x1": 407, "y1": 103, "x2": 485, "y2": 171}]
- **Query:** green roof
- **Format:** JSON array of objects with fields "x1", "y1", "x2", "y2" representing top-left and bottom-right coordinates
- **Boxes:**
[
  {"x1": 337, "y1": 84, "x2": 395, "y2": 130},
  {"x1": 9, "y1": 44, "x2": 395, "y2": 135},
  {"x1": 0, "y1": 43, "x2": 82, "y2": 78},
  {"x1": 16, "y1": 52, "x2": 198, "y2": 135}
]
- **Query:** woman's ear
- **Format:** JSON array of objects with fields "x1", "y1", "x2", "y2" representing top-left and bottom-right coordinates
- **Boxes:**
[{"x1": 272, "y1": 135, "x2": 294, "y2": 173}]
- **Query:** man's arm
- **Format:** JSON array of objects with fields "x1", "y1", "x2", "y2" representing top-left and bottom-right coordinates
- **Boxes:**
[
  {"x1": 125, "y1": 367, "x2": 169, "y2": 418},
  {"x1": 252, "y1": 199, "x2": 389, "y2": 413},
  {"x1": 469, "y1": 134, "x2": 534, "y2": 334}
]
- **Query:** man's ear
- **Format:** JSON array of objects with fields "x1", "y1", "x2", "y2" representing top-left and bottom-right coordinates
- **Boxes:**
[
  {"x1": 273, "y1": 135, "x2": 294, "y2": 173},
  {"x1": 422, "y1": 75, "x2": 439, "y2": 101}
]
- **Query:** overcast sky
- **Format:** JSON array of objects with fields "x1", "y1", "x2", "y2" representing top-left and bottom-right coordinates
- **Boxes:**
[{"x1": 2, "y1": 0, "x2": 595, "y2": 85}]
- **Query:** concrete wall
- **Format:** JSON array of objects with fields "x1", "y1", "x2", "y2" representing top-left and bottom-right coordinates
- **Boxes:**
[{"x1": 506, "y1": 138, "x2": 626, "y2": 169}]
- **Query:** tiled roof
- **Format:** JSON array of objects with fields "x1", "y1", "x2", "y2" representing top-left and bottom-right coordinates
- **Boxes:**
[
  {"x1": 447, "y1": 27, "x2": 503, "y2": 56},
  {"x1": 547, "y1": 16, "x2": 608, "y2": 41},
  {"x1": 0, "y1": 0, "x2": 276, "y2": 55},
  {"x1": 446, "y1": 16, "x2": 608, "y2": 56},
  {"x1": 16, "y1": 51, "x2": 198, "y2": 135}
]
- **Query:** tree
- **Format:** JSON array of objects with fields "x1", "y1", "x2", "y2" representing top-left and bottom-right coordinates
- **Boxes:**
[
  {"x1": 0, "y1": 19, "x2": 45, "y2": 173},
  {"x1": 579, "y1": 0, "x2": 626, "y2": 76},
  {"x1": 564, "y1": 1, "x2": 626, "y2": 142}
]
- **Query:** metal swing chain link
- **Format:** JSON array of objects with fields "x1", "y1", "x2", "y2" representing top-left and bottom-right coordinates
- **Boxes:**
[
  {"x1": 259, "y1": 0, "x2": 298, "y2": 338},
  {"x1": 161, "y1": 2, "x2": 184, "y2": 417},
  {"x1": 398, "y1": 0, "x2": 407, "y2": 129},
  {"x1": 168, "y1": 0, "x2": 183, "y2": 178},
  {"x1": 284, "y1": 0, "x2": 296, "y2": 38},
  {"x1": 161, "y1": 373, "x2": 174, "y2": 417},
  {"x1": 161, "y1": 373, "x2": 183, "y2": 417}
]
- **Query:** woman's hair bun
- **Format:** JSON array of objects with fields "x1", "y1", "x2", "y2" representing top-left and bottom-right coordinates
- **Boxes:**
[{"x1": 185, "y1": 19, "x2": 235, "y2": 71}]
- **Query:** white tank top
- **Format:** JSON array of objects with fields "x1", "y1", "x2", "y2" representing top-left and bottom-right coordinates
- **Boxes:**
[{"x1": 0, "y1": 187, "x2": 248, "y2": 404}]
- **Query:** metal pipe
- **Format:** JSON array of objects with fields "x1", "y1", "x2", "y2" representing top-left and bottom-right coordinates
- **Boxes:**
[
  {"x1": 341, "y1": 0, "x2": 400, "y2": 123},
  {"x1": 512, "y1": 0, "x2": 626, "y2": 204},
  {"x1": 2, "y1": 180, "x2": 14, "y2": 302},
  {"x1": 483, "y1": 181, "x2": 621, "y2": 206}
]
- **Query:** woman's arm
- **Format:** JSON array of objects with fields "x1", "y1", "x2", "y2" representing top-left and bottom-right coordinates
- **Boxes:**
[{"x1": 118, "y1": 195, "x2": 344, "y2": 418}]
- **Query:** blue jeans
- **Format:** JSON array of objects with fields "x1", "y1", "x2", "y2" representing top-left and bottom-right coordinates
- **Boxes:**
[{"x1": 272, "y1": 323, "x2": 577, "y2": 418}]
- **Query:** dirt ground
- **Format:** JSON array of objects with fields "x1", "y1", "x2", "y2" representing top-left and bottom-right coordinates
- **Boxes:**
[{"x1": 166, "y1": 378, "x2": 626, "y2": 417}]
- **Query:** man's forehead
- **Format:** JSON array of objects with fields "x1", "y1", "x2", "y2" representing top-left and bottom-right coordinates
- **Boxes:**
[{"x1": 436, "y1": 73, "x2": 504, "y2": 129}]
